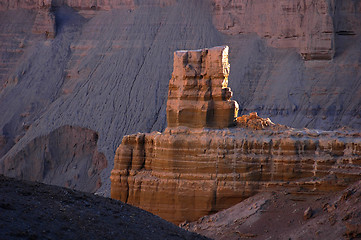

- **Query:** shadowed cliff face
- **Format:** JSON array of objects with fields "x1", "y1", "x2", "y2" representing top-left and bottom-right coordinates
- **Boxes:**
[
  {"x1": 0, "y1": 126, "x2": 107, "y2": 193},
  {"x1": 0, "y1": 0, "x2": 360, "y2": 195},
  {"x1": 213, "y1": 0, "x2": 336, "y2": 60}
]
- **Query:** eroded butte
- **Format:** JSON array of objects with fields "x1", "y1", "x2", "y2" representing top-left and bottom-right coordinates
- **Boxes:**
[{"x1": 110, "y1": 46, "x2": 361, "y2": 224}]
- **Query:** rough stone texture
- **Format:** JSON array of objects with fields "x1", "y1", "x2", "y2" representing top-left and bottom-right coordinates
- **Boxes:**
[
  {"x1": 0, "y1": 0, "x2": 360, "y2": 197},
  {"x1": 212, "y1": 0, "x2": 336, "y2": 60},
  {"x1": 111, "y1": 126, "x2": 361, "y2": 224},
  {"x1": 303, "y1": 206, "x2": 313, "y2": 220},
  {"x1": 183, "y1": 180, "x2": 361, "y2": 240},
  {"x1": 236, "y1": 112, "x2": 277, "y2": 130},
  {"x1": 0, "y1": 125, "x2": 107, "y2": 193},
  {"x1": 167, "y1": 46, "x2": 238, "y2": 128},
  {"x1": 111, "y1": 46, "x2": 361, "y2": 224}
]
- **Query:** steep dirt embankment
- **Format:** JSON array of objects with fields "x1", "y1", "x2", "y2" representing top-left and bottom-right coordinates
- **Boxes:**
[
  {"x1": 183, "y1": 180, "x2": 361, "y2": 240},
  {"x1": 0, "y1": 0, "x2": 360, "y2": 196},
  {"x1": 0, "y1": 175, "x2": 207, "y2": 240},
  {"x1": 110, "y1": 46, "x2": 361, "y2": 224},
  {"x1": 0, "y1": 126, "x2": 107, "y2": 193}
]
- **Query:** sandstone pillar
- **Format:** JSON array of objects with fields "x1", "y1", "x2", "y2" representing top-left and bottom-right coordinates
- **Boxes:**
[{"x1": 166, "y1": 46, "x2": 238, "y2": 128}]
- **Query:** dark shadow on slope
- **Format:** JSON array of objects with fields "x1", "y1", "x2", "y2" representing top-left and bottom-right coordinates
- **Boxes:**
[
  {"x1": 52, "y1": 5, "x2": 87, "y2": 34},
  {"x1": 0, "y1": 125, "x2": 107, "y2": 193},
  {"x1": 333, "y1": 0, "x2": 361, "y2": 59}
]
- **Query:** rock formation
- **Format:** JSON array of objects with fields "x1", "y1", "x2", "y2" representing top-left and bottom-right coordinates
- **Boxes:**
[
  {"x1": 111, "y1": 46, "x2": 361, "y2": 224},
  {"x1": 0, "y1": 0, "x2": 360, "y2": 197},
  {"x1": 212, "y1": 0, "x2": 336, "y2": 60},
  {"x1": 0, "y1": 125, "x2": 107, "y2": 193},
  {"x1": 236, "y1": 112, "x2": 277, "y2": 130},
  {"x1": 167, "y1": 46, "x2": 238, "y2": 128}
]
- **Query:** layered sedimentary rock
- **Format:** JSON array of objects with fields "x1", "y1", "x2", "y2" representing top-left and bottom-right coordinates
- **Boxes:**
[
  {"x1": 111, "y1": 46, "x2": 361, "y2": 224},
  {"x1": 1, "y1": 0, "x2": 360, "y2": 198},
  {"x1": 111, "y1": 127, "x2": 361, "y2": 224},
  {"x1": 0, "y1": 125, "x2": 107, "y2": 193},
  {"x1": 167, "y1": 46, "x2": 238, "y2": 129},
  {"x1": 212, "y1": 0, "x2": 336, "y2": 60},
  {"x1": 0, "y1": 0, "x2": 175, "y2": 10}
]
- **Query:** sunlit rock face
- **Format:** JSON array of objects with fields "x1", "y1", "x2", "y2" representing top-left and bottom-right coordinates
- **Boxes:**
[
  {"x1": 167, "y1": 46, "x2": 238, "y2": 129},
  {"x1": 111, "y1": 127, "x2": 361, "y2": 224},
  {"x1": 111, "y1": 46, "x2": 361, "y2": 224}
]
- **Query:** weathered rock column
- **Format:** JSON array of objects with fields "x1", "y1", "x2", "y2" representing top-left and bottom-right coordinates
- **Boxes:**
[
  {"x1": 110, "y1": 45, "x2": 361, "y2": 224},
  {"x1": 167, "y1": 46, "x2": 238, "y2": 128}
]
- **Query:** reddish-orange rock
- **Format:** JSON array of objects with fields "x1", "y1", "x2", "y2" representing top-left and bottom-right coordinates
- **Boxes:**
[
  {"x1": 167, "y1": 46, "x2": 238, "y2": 129},
  {"x1": 111, "y1": 46, "x2": 361, "y2": 224},
  {"x1": 111, "y1": 127, "x2": 361, "y2": 224},
  {"x1": 236, "y1": 112, "x2": 278, "y2": 130}
]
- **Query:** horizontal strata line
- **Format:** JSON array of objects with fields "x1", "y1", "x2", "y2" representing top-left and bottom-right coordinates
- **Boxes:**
[
  {"x1": 137, "y1": 157, "x2": 345, "y2": 163},
  {"x1": 123, "y1": 178, "x2": 334, "y2": 186}
]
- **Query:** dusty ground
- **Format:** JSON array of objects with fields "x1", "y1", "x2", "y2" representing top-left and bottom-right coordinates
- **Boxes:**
[
  {"x1": 0, "y1": 175, "x2": 208, "y2": 240},
  {"x1": 183, "y1": 182, "x2": 361, "y2": 240}
]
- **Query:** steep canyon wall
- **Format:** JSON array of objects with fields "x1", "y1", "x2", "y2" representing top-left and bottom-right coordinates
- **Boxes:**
[{"x1": 213, "y1": 0, "x2": 336, "y2": 60}]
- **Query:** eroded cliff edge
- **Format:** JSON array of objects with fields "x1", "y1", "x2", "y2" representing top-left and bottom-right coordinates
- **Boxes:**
[{"x1": 110, "y1": 46, "x2": 361, "y2": 224}]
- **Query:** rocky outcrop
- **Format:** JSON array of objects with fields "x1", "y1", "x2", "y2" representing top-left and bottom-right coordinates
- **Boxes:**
[
  {"x1": 111, "y1": 126, "x2": 361, "y2": 224},
  {"x1": 236, "y1": 112, "x2": 277, "y2": 130},
  {"x1": 212, "y1": 0, "x2": 336, "y2": 60},
  {"x1": 0, "y1": 125, "x2": 107, "y2": 193},
  {"x1": 111, "y1": 46, "x2": 361, "y2": 224},
  {"x1": 167, "y1": 46, "x2": 238, "y2": 129},
  {"x1": 0, "y1": 0, "x2": 360, "y2": 198}
]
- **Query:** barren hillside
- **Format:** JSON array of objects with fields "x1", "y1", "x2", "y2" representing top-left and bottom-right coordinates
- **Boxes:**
[{"x1": 0, "y1": 175, "x2": 208, "y2": 240}]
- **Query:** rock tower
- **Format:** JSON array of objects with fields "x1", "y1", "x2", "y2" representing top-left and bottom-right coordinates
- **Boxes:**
[
  {"x1": 111, "y1": 46, "x2": 361, "y2": 224},
  {"x1": 167, "y1": 46, "x2": 238, "y2": 128}
]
